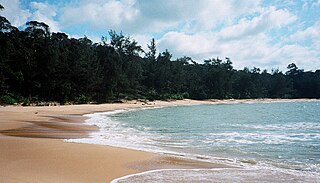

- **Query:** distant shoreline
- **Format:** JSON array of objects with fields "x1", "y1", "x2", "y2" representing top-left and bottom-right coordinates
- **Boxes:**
[
  {"x1": 208, "y1": 98, "x2": 320, "y2": 104},
  {"x1": 1, "y1": 97, "x2": 319, "y2": 107}
]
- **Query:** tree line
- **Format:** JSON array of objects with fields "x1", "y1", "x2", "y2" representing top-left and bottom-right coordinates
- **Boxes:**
[{"x1": 1, "y1": 10, "x2": 319, "y2": 105}]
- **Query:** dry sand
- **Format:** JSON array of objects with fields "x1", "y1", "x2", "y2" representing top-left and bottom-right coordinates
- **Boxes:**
[
  {"x1": 0, "y1": 100, "x2": 230, "y2": 183},
  {"x1": 0, "y1": 99, "x2": 317, "y2": 182}
]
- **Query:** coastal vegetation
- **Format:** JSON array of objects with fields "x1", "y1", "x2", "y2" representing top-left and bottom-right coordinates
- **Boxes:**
[{"x1": 1, "y1": 11, "x2": 319, "y2": 105}]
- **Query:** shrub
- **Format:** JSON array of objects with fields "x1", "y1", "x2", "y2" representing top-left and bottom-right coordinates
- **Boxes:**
[
  {"x1": 0, "y1": 94, "x2": 17, "y2": 105},
  {"x1": 182, "y1": 92, "x2": 190, "y2": 99},
  {"x1": 75, "y1": 94, "x2": 90, "y2": 104},
  {"x1": 22, "y1": 98, "x2": 30, "y2": 106},
  {"x1": 171, "y1": 93, "x2": 183, "y2": 100}
]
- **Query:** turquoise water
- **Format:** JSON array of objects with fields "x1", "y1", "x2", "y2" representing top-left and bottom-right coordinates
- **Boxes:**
[{"x1": 68, "y1": 101, "x2": 320, "y2": 182}]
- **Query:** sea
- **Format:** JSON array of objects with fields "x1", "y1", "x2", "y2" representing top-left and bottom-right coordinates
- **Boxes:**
[{"x1": 67, "y1": 101, "x2": 320, "y2": 182}]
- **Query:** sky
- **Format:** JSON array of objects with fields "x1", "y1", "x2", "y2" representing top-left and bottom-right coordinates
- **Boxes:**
[{"x1": 1, "y1": 0, "x2": 319, "y2": 71}]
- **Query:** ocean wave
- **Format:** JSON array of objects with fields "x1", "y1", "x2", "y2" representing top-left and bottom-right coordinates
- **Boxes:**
[
  {"x1": 65, "y1": 102, "x2": 320, "y2": 180},
  {"x1": 111, "y1": 168, "x2": 319, "y2": 183}
]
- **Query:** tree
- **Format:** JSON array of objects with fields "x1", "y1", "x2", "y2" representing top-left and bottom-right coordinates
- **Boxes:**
[
  {"x1": 1, "y1": 10, "x2": 320, "y2": 104},
  {"x1": 25, "y1": 21, "x2": 50, "y2": 38},
  {"x1": 20, "y1": 21, "x2": 52, "y2": 100},
  {"x1": 286, "y1": 63, "x2": 301, "y2": 76},
  {"x1": 0, "y1": 16, "x2": 14, "y2": 32},
  {"x1": 145, "y1": 38, "x2": 157, "y2": 61},
  {"x1": 176, "y1": 56, "x2": 192, "y2": 65}
]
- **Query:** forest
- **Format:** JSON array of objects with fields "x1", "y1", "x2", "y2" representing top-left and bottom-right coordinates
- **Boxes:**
[{"x1": 1, "y1": 7, "x2": 320, "y2": 105}]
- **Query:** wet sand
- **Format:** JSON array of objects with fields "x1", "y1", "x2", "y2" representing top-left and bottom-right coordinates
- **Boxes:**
[{"x1": 0, "y1": 100, "x2": 231, "y2": 183}]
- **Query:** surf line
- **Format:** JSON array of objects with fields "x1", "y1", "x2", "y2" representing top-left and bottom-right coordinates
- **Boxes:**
[{"x1": 110, "y1": 168, "x2": 238, "y2": 183}]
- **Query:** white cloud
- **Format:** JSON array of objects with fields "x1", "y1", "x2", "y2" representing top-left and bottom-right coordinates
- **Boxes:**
[
  {"x1": 138, "y1": 0, "x2": 262, "y2": 33},
  {"x1": 59, "y1": 0, "x2": 262, "y2": 34},
  {"x1": 219, "y1": 6, "x2": 297, "y2": 40},
  {"x1": 131, "y1": 34, "x2": 152, "y2": 53},
  {"x1": 155, "y1": 5, "x2": 298, "y2": 69},
  {"x1": 289, "y1": 21, "x2": 320, "y2": 41},
  {"x1": 285, "y1": 21, "x2": 320, "y2": 70},
  {"x1": 158, "y1": 31, "x2": 218, "y2": 60},
  {"x1": 266, "y1": 7, "x2": 297, "y2": 27},
  {"x1": 194, "y1": 0, "x2": 261, "y2": 31},
  {"x1": 275, "y1": 44, "x2": 319, "y2": 70},
  {"x1": 30, "y1": 2, "x2": 60, "y2": 32},
  {"x1": 303, "y1": 0, "x2": 320, "y2": 9},
  {"x1": 156, "y1": 26, "x2": 319, "y2": 71},
  {"x1": 60, "y1": 0, "x2": 183, "y2": 33},
  {"x1": 69, "y1": 34, "x2": 102, "y2": 43},
  {"x1": 0, "y1": 0, "x2": 31, "y2": 27},
  {"x1": 0, "y1": 0, "x2": 60, "y2": 32},
  {"x1": 61, "y1": 0, "x2": 139, "y2": 32}
]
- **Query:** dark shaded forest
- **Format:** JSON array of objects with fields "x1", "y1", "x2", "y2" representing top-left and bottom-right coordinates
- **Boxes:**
[{"x1": 1, "y1": 9, "x2": 320, "y2": 105}]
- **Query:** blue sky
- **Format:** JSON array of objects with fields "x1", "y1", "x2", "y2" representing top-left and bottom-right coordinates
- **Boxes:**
[{"x1": 1, "y1": 0, "x2": 319, "y2": 71}]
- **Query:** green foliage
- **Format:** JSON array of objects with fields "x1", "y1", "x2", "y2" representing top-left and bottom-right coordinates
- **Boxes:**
[
  {"x1": 161, "y1": 93, "x2": 185, "y2": 100},
  {"x1": 182, "y1": 92, "x2": 190, "y2": 99},
  {"x1": 75, "y1": 94, "x2": 90, "y2": 104},
  {"x1": 0, "y1": 15, "x2": 319, "y2": 104},
  {"x1": 0, "y1": 94, "x2": 17, "y2": 105},
  {"x1": 22, "y1": 98, "x2": 30, "y2": 106},
  {"x1": 171, "y1": 93, "x2": 184, "y2": 100}
]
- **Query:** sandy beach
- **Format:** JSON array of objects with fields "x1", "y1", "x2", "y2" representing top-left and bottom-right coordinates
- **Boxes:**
[
  {"x1": 0, "y1": 99, "x2": 233, "y2": 183},
  {"x1": 0, "y1": 99, "x2": 318, "y2": 182}
]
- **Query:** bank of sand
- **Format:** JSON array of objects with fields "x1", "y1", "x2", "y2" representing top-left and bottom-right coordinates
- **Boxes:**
[
  {"x1": 0, "y1": 99, "x2": 317, "y2": 182},
  {"x1": 0, "y1": 100, "x2": 232, "y2": 183}
]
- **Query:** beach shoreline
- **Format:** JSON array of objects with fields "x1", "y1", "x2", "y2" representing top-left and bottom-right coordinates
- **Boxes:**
[{"x1": 0, "y1": 98, "x2": 318, "y2": 182}]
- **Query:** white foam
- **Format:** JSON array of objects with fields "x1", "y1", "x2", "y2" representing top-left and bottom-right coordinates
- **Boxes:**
[
  {"x1": 64, "y1": 104, "x2": 320, "y2": 182},
  {"x1": 240, "y1": 122, "x2": 320, "y2": 131},
  {"x1": 65, "y1": 108, "x2": 188, "y2": 155},
  {"x1": 111, "y1": 167, "x2": 319, "y2": 183}
]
